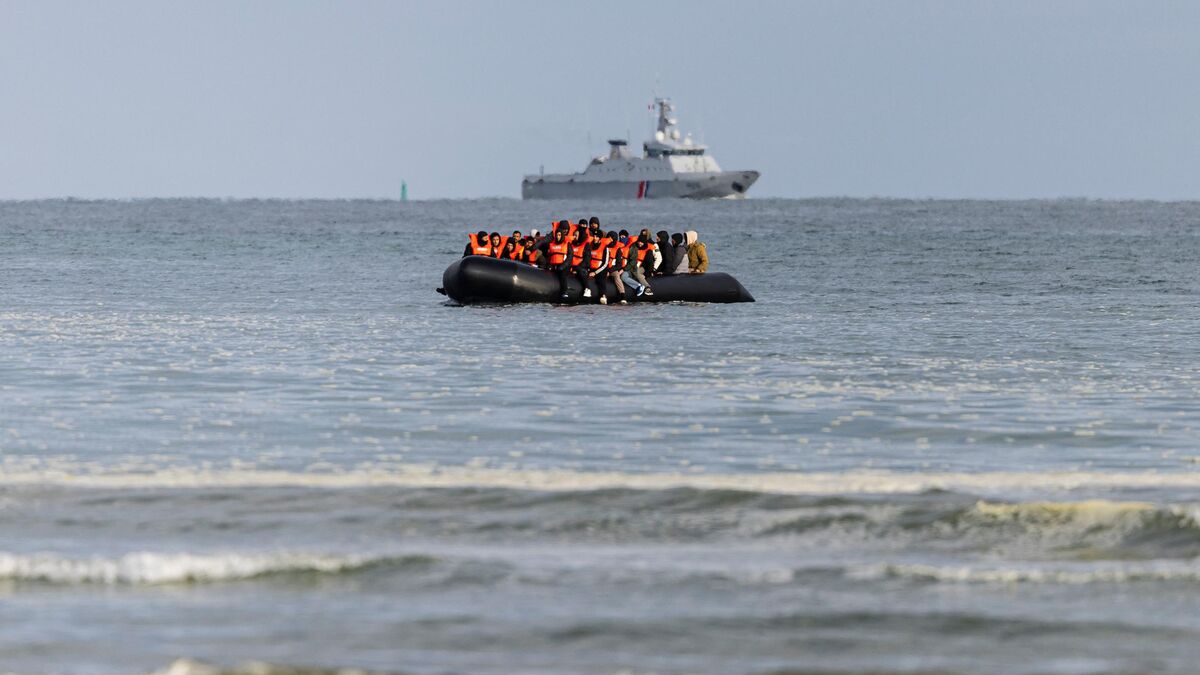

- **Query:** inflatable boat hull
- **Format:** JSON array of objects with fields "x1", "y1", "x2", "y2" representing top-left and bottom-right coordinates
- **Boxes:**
[{"x1": 441, "y1": 256, "x2": 754, "y2": 304}]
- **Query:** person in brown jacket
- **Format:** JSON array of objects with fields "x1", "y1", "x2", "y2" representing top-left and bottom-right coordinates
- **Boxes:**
[{"x1": 686, "y1": 230, "x2": 709, "y2": 273}]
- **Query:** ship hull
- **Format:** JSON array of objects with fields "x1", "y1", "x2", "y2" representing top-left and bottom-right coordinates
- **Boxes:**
[{"x1": 521, "y1": 171, "x2": 759, "y2": 200}]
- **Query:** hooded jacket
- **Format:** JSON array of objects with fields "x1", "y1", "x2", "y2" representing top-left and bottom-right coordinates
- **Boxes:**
[
  {"x1": 654, "y1": 231, "x2": 675, "y2": 275},
  {"x1": 686, "y1": 230, "x2": 708, "y2": 273},
  {"x1": 672, "y1": 236, "x2": 689, "y2": 274}
]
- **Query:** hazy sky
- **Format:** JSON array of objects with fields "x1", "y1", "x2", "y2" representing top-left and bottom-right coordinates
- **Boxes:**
[{"x1": 2, "y1": 1, "x2": 1198, "y2": 199}]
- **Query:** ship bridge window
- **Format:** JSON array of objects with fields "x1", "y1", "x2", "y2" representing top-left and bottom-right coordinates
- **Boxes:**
[{"x1": 644, "y1": 146, "x2": 705, "y2": 158}]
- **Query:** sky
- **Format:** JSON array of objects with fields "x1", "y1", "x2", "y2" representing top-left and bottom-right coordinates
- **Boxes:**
[{"x1": 2, "y1": 0, "x2": 1198, "y2": 200}]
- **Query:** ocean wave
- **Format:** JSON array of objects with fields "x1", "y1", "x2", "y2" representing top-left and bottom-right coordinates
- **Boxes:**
[
  {"x1": 0, "y1": 551, "x2": 435, "y2": 586},
  {"x1": 759, "y1": 499, "x2": 1200, "y2": 560},
  {"x1": 5, "y1": 469, "x2": 1200, "y2": 559},
  {"x1": 852, "y1": 561, "x2": 1200, "y2": 585},
  {"x1": 4, "y1": 463, "x2": 1200, "y2": 495},
  {"x1": 152, "y1": 658, "x2": 384, "y2": 675}
]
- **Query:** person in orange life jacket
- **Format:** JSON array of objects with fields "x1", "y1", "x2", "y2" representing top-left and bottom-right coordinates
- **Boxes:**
[
  {"x1": 613, "y1": 229, "x2": 635, "y2": 291},
  {"x1": 622, "y1": 231, "x2": 655, "y2": 297},
  {"x1": 463, "y1": 230, "x2": 492, "y2": 257},
  {"x1": 576, "y1": 228, "x2": 610, "y2": 303},
  {"x1": 605, "y1": 230, "x2": 629, "y2": 305},
  {"x1": 535, "y1": 223, "x2": 564, "y2": 259},
  {"x1": 566, "y1": 228, "x2": 592, "y2": 299},
  {"x1": 500, "y1": 238, "x2": 521, "y2": 262},
  {"x1": 588, "y1": 216, "x2": 602, "y2": 242},
  {"x1": 653, "y1": 230, "x2": 675, "y2": 276},
  {"x1": 636, "y1": 229, "x2": 662, "y2": 274},
  {"x1": 527, "y1": 229, "x2": 545, "y2": 254},
  {"x1": 488, "y1": 232, "x2": 505, "y2": 257},
  {"x1": 542, "y1": 226, "x2": 574, "y2": 300},
  {"x1": 553, "y1": 219, "x2": 576, "y2": 242},
  {"x1": 521, "y1": 237, "x2": 542, "y2": 268}
]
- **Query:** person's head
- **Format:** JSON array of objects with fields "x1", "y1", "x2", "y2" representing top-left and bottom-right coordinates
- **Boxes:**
[
  {"x1": 672, "y1": 232, "x2": 684, "y2": 246},
  {"x1": 553, "y1": 227, "x2": 566, "y2": 241},
  {"x1": 589, "y1": 216, "x2": 600, "y2": 227},
  {"x1": 573, "y1": 228, "x2": 586, "y2": 244},
  {"x1": 511, "y1": 230, "x2": 522, "y2": 239},
  {"x1": 590, "y1": 224, "x2": 602, "y2": 239},
  {"x1": 656, "y1": 230, "x2": 669, "y2": 241},
  {"x1": 503, "y1": 239, "x2": 516, "y2": 252},
  {"x1": 489, "y1": 232, "x2": 501, "y2": 246},
  {"x1": 638, "y1": 230, "x2": 650, "y2": 243},
  {"x1": 606, "y1": 230, "x2": 618, "y2": 243},
  {"x1": 686, "y1": 230, "x2": 699, "y2": 246},
  {"x1": 577, "y1": 218, "x2": 589, "y2": 228},
  {"x1": 475, "y1": 230, "x2": 488, "y2": 243},
  {"x1": 529, "y1": 228, "x2": 540, "y2": 238},
  {"x1": 523, "y1": 237, "x2": 536, "y2": 248},
  {"x1": 618, "y1": 229, "x2": 629, "y2": 243}
]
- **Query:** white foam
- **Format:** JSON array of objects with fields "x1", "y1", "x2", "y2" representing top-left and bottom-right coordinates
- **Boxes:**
[
  {"x1": 1, "y1": 463, "x2": 1200, "y2": 495},
  {"x1": 0, "y1": 551, "x2": 377, "y2": 585},
  {"x1": 851, "y1": 561, "x2": 1200, "y2": 585}
]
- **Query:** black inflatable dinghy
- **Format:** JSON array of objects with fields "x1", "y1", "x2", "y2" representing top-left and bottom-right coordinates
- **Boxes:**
[{"x1": 439, "y1": 256, "x2": 754, "y2": 305}]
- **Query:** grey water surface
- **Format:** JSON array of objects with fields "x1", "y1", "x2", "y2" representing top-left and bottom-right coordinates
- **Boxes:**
[{"x1": 1, "y1": 198, "x2": 1199, "y2": 674}]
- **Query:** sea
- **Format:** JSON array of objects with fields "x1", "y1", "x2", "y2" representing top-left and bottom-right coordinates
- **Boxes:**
[{"x1": 1, "y1": 198, "x2": 1198, "y2": 675}]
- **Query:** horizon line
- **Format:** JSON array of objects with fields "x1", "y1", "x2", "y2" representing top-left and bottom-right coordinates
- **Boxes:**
[{"x1": 3, "y1": 195, "x2": 1200, "y2": 204}]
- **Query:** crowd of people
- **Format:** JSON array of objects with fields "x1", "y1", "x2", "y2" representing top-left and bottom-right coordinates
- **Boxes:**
[{"x1": 462, "y1": 216, "x2": 709, "y2": 305}]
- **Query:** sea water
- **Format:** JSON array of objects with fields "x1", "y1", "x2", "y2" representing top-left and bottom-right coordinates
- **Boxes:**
[{"x1": 1, "y1": 198, "x2": 1198, "y2": 674}]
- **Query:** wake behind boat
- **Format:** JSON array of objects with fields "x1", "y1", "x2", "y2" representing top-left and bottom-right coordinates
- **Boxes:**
[{"x1": 522, "y1": 98, "x2": 760, "y2": 200}]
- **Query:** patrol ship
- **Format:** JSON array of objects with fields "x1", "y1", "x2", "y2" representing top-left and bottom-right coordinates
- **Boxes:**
[{"x1": 522, "y1": 98, "x2": 760, "y2": 200}]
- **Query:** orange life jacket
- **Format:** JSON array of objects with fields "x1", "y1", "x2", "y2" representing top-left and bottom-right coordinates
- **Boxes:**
[
  {"x1": 547, "y1": 240, "x2": 571, "y2": 266},
  {"x1": 570, "y1": 242, "x2": 587, "y2": 267},
  {"x1": 490, "y1": 236, "x2": 509, "y2": 257},
  {"x1": 587, "y1": 244, "x2": 608, "y2": 271},
  {"x1": 523, "y1": 247, "x2": 541, "y2": 266},
  {"x1": 469, "y1": 235, "x2": 493, "y2": 257},
  {"x1": 504, "y1": 247, "x2": 521, "y2": 261},
  {"x1": 633, "y1": 241, "x2": 653, "y2": 263},
  {"x1": 608, "y1": 241, "x2": 625, "y2": 270},
  {"x1": 550, "y1": 222, "x2": 577, "y2": 247}
]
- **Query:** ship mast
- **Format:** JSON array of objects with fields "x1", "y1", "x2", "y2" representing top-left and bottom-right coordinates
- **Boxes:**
[{"x1": 655, "y1": 98, "x2": 677, "y2": 136}]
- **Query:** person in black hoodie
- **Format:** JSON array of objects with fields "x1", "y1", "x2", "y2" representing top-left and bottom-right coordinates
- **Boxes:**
[{"x1": 654, "y1": 230, "x2": 676, "y2": 276}]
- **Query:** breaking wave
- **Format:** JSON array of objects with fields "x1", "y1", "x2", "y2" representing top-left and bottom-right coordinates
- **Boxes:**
[
  {"x1": 852, "y1": 561, "x2": 1200, "y2": 585},
  {"x1": 4, "y1": 463, "x2": 1200, "y2": 495},
  {"x1": 0, "y1": 551, "x2": 435, "y2": 586}
]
